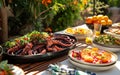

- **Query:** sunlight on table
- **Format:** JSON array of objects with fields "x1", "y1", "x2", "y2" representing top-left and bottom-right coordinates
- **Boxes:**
[
  {"x1": 26, "y1": 71, "x2": 39, "y2": 75},
  {"x1": 115, "y1": 61, "x2": 120, "y2": 71}
]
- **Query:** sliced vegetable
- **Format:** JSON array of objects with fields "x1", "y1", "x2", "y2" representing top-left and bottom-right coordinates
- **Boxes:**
[{"x1": 72, "y1": 48, "x2": 112, "y2": 64}]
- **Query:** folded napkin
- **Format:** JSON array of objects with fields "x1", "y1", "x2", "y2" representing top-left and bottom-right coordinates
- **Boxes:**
[{"x1": 48, "y1": 64, "x2": 96, "y2": 75}]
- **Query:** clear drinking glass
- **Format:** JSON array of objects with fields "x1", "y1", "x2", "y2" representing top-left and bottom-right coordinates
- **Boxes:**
[
  {"x1": 85, "y1": 29, "x2": 93, "y2": 44},
  {"x1": 93, "y1": 23, "x2": 102, "y2": 37}
]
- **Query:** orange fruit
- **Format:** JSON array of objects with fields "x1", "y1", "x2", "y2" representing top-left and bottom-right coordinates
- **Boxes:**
[
  {"x1": 107, "y1": 19, "x2": 112, "y2": 25},
  {"x1": 85, "y1": 17, "x2": 93, "y2": 24},
  {"x1": 100, "y1": 20, "x2": 106, "y2": 25},
  {"x1": 92, "y1": 15, "x2": 98, "y2": 22},
  {"x1": 103, "y1": 15, "x2": 109, "y2": 21},
  {"x1": 94, "y1": 20, "x2": 100, "y2": 24},
  {"x1": 97, "y1": 15, "x2": 104, "y2": 21}
]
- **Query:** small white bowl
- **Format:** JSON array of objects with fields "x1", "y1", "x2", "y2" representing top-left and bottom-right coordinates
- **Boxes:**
[{"x1": 64, "y1": 29, "x2": 93, "y2": 41}]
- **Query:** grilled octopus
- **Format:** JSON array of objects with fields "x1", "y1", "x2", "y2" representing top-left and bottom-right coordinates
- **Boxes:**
[
  {"x1": 6, "y1": 34, "x2": 75, "y2": 55},
  {"x1": 46, "y1": 37, "x2": 73, "y2": 52}
]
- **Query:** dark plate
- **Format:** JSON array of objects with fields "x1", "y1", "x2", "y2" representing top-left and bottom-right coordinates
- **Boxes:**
[{"x1": 2, "y1": 34, "x2": 77, "y2": 64}]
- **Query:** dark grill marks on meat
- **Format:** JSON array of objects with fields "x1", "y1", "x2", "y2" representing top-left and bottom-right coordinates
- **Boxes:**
[
  {"x1": 6, "y1": 34, "x2": 76, "y2": 55},
  {"x1": 54, "y1": 35, "x2": 75, "y2": 44},
  {"x1": 21, "y1": 43, "x2": 33, "y2": 55},
  {"x1": 52, "y1": 40, "x2": 72, "y2": 47},
  {"x1": 32, "y1": 44, "x2": 45, "y2": 51},
  {"x1": 7, "y1": 44, "x2": 22, "y2": 54}
]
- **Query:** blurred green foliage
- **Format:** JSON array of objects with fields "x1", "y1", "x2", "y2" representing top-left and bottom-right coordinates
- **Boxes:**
[
  {"x1": 108, "y1": 0, "x2": 120, "y2": 7},
  {"x1": 7, "y1": 0, "x2": 108, "y2": 34},
  {"x1": 7, "y1": 0, "x2": 91, "y2": 33}
]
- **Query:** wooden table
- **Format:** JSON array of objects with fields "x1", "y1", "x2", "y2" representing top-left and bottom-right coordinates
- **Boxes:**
[
  {"x1": 9, "y1": 25, "x2": 90, "y2": 74},
  {"x1": 15, "y1": 40, "x2": 87, "y2": 75},
  {"x1": 16, "y1": 55, "x2": 68, "y2": 75},
  {"x1": 4, "y1": 24, "x2": 120, "y2": 75}
]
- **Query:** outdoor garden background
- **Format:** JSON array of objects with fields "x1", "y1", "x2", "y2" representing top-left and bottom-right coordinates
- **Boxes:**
[{"x1": 0, "y1": 0, "x2": 120, "y2": 44}]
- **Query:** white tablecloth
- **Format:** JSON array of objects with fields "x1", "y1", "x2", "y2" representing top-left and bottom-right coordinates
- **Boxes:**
[
  {"x1": 39, "y1": 52, "x2": 120, "y2": 75},
  {"x1": 39, "y1": 24, "x2": 120, "y2": 75}
]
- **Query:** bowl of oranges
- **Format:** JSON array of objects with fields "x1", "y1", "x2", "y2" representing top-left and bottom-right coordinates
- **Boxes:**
[{"x1": 85, "y1": 15, "x2": 112, "y2": 33}]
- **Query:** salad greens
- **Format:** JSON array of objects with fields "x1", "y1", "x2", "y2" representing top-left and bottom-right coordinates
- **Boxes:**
[
  {"x1": 4, "y1": 31, "x2": 49, "y2": 48},
  {"x1": 0, "y1": 60, "x2": 13, "y2": 75},
  {"x1": 0, "y1": 61, "x2": 12, "y2": 71},
  {"x1": 94, "y1": 35, "x2": 120, "y2": 45}
]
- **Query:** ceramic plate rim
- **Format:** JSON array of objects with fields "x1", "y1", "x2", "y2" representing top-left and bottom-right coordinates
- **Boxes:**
[
  {"x1": 68, "y1": 49, "x2": 118, "y2": 66},
  {"x1": 104, "y1": 29, "x2": 120, "y2": 38},
  {"x1": 92, "y1": 40, "x2": 120, "y2": 48},
  {"x1": 93, "y1": 42, "x2": 120, "y2": 52},
  {"x1": 12, "y1": 65, "x2": 25, "y2": 75},
  {"x1": 68, "y1": 58, "x2": 116, "y2": 71}
]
